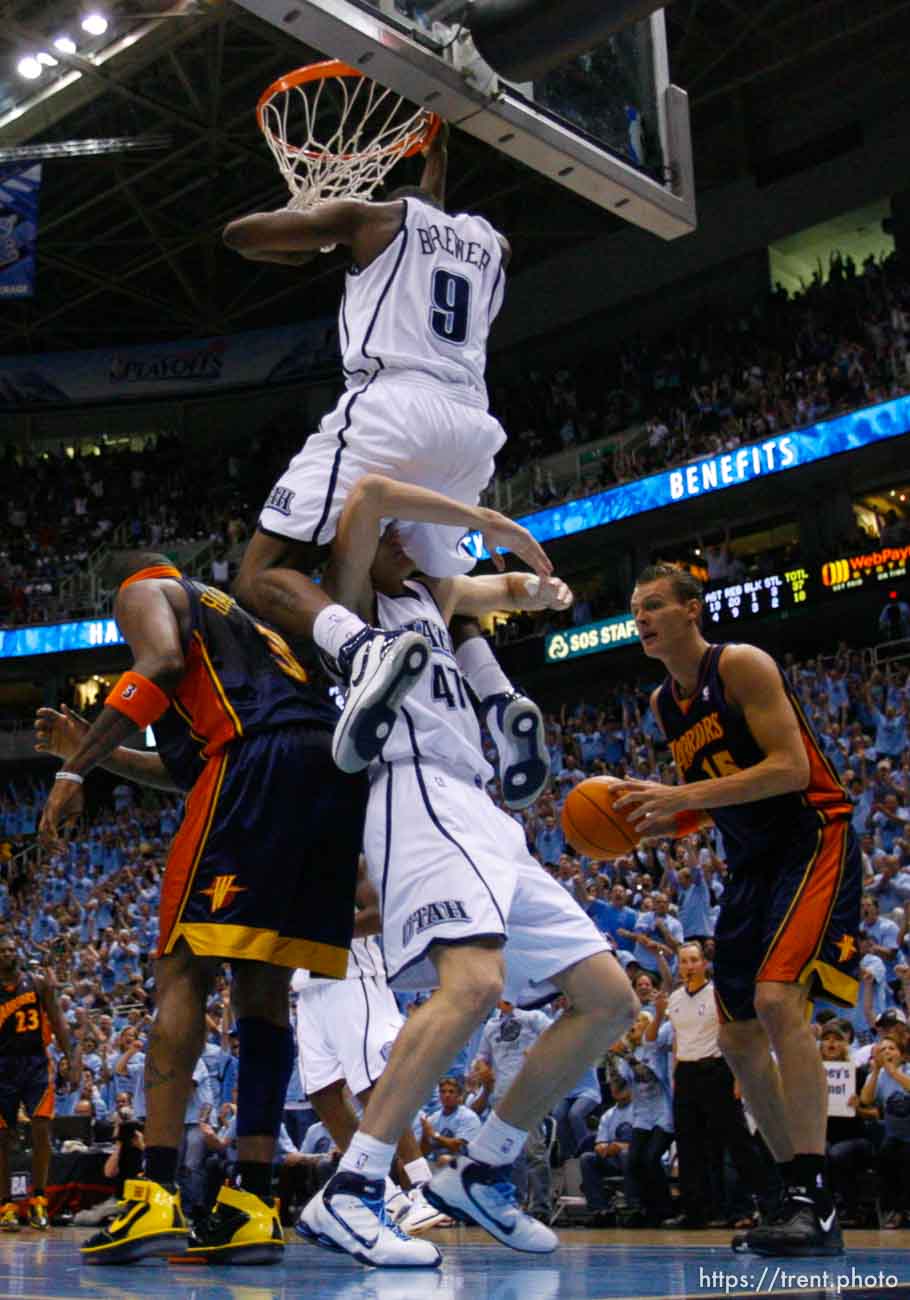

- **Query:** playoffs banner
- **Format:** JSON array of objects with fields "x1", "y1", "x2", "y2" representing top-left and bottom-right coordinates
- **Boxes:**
[
  {"x1": 0, "y1": 317, "x2": 338, "y2": 405},
  {"x1": 0, "y1": 163, "x2": 42, "y2": 299}
]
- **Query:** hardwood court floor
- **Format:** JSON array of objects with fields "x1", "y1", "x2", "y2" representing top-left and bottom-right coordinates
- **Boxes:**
[{"x1": 0, "y1": 1226, "x2": 908, "y2": 1299}]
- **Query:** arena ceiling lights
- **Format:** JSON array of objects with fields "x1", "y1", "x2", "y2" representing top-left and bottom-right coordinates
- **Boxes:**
[{"x1": 0, "y1": 1, "x2": 200, "y2": 134}]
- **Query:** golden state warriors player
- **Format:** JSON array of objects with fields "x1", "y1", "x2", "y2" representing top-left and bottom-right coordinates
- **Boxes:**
[
  {"x1": 0, "y1": 937, "x2": 70, "y2": 1232},
  {"x1": 225, "y1": 127, "x2": 551, "y2": 809},
  {"x1": 615, "y1": 564, "x2": 861, "y2": 1257},
  {"x1": 37, "y1": 551, "x2": 367, "y2": 1266}
]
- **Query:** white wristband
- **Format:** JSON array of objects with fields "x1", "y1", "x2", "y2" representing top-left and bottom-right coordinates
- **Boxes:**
[{"x1": 55, "y1": 771, "x2": 84, "y2": 785}]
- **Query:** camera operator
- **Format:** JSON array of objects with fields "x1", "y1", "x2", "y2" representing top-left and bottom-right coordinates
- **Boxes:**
[{"x1": 104, "y1": 1107, "x2": 145, "y2": 1199}]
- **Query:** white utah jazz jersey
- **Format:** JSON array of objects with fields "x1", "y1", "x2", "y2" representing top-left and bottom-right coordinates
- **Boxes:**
[
  {"x1": 292, "y1": 935, "x2": 385, "y2": 987},
  {"x1": 340, "y1": 197, "x2": 506, "y2": 409},
  {"x1": 375, "y1": 580, "x2": 494, "y2": 783}
]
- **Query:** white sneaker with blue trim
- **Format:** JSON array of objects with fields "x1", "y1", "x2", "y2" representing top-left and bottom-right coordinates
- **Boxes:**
[
  {"x1": 482, "y1": 692, "x2": 549, "y2": 810},
  {"x1": 425, "y1": 1155, "x2": 558, "y2": 1253},
  {"x1": 297, "y1": 1171, "x2": 442, "y2": 1268},
  {"x1": 332, "y1": 628, "x2": 430, "y2": 773}
]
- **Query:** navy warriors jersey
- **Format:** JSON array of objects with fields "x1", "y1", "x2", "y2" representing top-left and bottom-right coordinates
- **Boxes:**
[
  {"x1": 0, "y1": 975, "x2": 50, "y2": 1056},
  {"x1": 152, "y1": 577, "x2": 338, "y2": 790},
  {"x1": 375, "y1": 580, "x2": 494, "y2": 783},
  {"x1": 657, "y1": 644, "x2": 852, "y2": 873},
  {"x1": 340, "y1": 197, "x2": 506, "y2": 408}
]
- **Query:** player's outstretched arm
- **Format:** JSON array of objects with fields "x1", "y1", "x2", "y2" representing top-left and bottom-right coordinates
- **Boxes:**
[
  {"x1": 223, "y1": 199, "x2": 401, "y2": 268},
  {"x1": 431, "y1": 572, "x2": 572, "y2": 624},
  {"x1": 224, "y1": 201, "x2": 361, "y2": 254},
  {"x1": 418, "y1": 119, "x2": 448, "y2": 207},
  {"x1": 37, "y1": 583, "x2": 185, "y2": 844},
  {"x1": 34, "y1": 704, "x2": 179, "y2": 792},
  {"x1": 324, "y1": 472, "x2": 552, "y2": 617}
]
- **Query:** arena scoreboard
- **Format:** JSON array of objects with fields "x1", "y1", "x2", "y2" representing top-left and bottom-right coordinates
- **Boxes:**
[{"x1": 703, "y1": 568, "x2": 810, "y2": 624}]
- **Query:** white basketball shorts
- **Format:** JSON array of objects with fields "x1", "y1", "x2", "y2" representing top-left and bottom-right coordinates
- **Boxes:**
[
  {"x1": 258, "y1": 373, "x2": 506, "y2": 577},
  {"x1": 365, "y1": 760, "x2": 609, "y2": 1003},
  {"x1": 295, "y1": 974, "x2": 404, "y2": 1097}
]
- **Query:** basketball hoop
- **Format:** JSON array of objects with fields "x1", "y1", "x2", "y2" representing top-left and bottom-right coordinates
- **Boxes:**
[{"x1": 257, "y1": 60, "x2": 441, "y2": 211}]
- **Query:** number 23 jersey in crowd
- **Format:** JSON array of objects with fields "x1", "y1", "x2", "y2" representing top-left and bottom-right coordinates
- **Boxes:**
[{"x1": 0, "y1": 975, "x2": 49, "y2": 1056}]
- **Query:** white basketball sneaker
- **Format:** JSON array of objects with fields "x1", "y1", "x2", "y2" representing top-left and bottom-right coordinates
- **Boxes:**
[
  {"x1": 297, "y1": 1171, "x2": 442, "y2": 1268},
  {"x1": 333, "y1": 628, "x2": 430, "y2": 773},
  {"x1": 482, "y1": 692, "x2": 549, "y2": 810},
  {"x1": 397, "y1": 1186, "x2": 453, "y2": 1234},
  {"x1": 425, "y1": 1155, "x2": 558, "y2": 1253},
  {"x1": 384, "y1": 1180, "x2": 411, "y2": 1226}
]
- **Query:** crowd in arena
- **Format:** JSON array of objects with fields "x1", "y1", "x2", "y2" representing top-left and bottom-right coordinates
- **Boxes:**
[
  {"x1": 3, "y1": 249, "x2": 909, "y2": 628},
  {"x1": 493, "y1": 249, "x2": 910, "y2": 500},
  {"x1": 2, "y1": 635, "x2": 908, "y2": 1228}
]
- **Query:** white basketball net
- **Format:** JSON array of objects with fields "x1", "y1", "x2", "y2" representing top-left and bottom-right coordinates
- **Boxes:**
[{"x1": 259, "y1": 69, "x2": 434, "y2": 210}]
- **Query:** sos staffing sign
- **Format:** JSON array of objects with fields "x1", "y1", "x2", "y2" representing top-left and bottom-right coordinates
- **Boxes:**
[{"x1": 545, "y1": 615, "x2": 640, "y2": 664}]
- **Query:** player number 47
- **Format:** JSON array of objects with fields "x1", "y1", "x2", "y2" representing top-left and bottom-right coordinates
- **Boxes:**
[{"x1": 432, "y1": 664, "x2": 467, "y2": 711}]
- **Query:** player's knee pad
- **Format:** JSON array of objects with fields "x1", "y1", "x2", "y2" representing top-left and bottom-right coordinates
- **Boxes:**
[{"x1": 235, "y1": 1018, "x2": 294, "y2": 1138}]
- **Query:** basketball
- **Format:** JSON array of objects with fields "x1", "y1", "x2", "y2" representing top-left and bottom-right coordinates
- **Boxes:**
[{"x1": 561, "y1": 776, "x2": 641, "y2": 859}]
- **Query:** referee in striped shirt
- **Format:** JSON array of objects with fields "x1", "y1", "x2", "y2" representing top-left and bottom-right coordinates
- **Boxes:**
[{"x1": 662, "y1": 942, "x2": 770, "y2": 1228}]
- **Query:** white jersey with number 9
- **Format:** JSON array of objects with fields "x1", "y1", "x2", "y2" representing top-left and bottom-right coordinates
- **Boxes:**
[{"x1": 340, "y1": 196, "x2": 506, "y2": 410}]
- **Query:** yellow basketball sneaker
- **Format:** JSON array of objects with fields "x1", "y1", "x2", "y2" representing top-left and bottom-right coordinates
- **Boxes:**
[
  {"x1": 28, "y1": 1195, "x2": 49, "y2": 1230},
  {"x1": 186, "y1": 1184, "x2": 284, "y2": 1264},
  {"x1": 0, "y1": 1201, "x2": 20, "y2": 1232},
  {"x1": 81, "y1": 1179, "x2": 188, "y2": 1264}
]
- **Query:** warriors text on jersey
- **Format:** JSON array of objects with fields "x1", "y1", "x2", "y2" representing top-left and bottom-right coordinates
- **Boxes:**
[
  {"x1": 0, "y1": 975, "x2": 50, "y2": 1055},
  {"x1": 152, "y1": 577, "x2": 338, "y2": 789},
  {"x1": 340, "y1": 197, "x2": 506, "y2": 409},
  {"x1": 657, "y1": 644, "x2": 852, "y2": 872},
  {"x1": 374, "y1": 579, "x2": 493, "y2": 783}
]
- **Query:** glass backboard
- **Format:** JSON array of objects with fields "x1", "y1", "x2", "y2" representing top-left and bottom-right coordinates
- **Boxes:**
[{"x1": 232, "y1": 0, "x2": 696, "y2": 239}]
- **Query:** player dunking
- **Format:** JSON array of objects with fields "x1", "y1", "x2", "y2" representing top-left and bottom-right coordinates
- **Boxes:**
[
  {"x1": 615, "y1": 564, "x2": 861, "y2": 1256},
  {"x1": 295, "y1": 474, "x2": 638, "y2": 1267},
  {"x1": 224, "y1": 125, "x2": 551, "y2": 807},
  {"x1": 0, "y1": 938, "x2": 71, "y2": 1232}
]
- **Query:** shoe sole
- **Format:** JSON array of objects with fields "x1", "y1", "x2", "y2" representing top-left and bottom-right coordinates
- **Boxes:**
[
  {"x1": 81, "y1": 1230, "x2": 188, "y2": 1264},
  {"x1": 296, "y1": 1214, "x2": 441, "y2": 1268},
  {"x1": 423, "y1": 1186, "x2": 557, "y2": 1254},
  {"x1": 186, "y1": 1241, "x2": 284, "y2": 1265},
  {"x1": 295, "y1": 1218, "x2": 345, "y2": 1254},
  {"x1": 333, "y1": 636, "x2": 430, "y2": 773},
  {"x1": 741, "y1": 1241, "x2": 845, "y2": 1257},
  {"x1": 499, "y1": 701, "x2": 549, "y2": 810}
]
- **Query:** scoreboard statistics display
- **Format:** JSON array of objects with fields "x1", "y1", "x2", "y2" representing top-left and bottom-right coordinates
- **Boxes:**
[{"x1": 702, "y1": 568, "x2": 810, "y2": 624}]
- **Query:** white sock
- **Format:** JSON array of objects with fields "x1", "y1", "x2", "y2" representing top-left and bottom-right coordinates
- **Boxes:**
[
  {"x1": 403, "y1": 1156, "x2": 432, "y2": 1188},
  {"x1": 455, "y1": 637, "x2": 513, "y2": 702},
  {"x1": 467, "y1": 1111, "x2": 528, "y2": 1167},
  {"x1": 338, "y1": 1131, "x2": 396, "y2": 1181},
  {"x1": 384, "y1": 1175, "x2": 401, "y2": 1201},
  {"x1": 312, "y1": 604, "x2": 367, "y2": 662}
]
